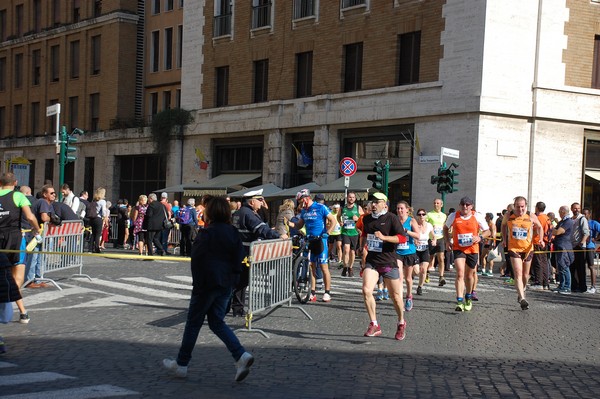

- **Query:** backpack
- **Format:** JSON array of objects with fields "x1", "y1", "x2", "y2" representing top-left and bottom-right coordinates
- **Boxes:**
[
  {"x1": 177, "y1": 206, "x2": 193, "y2": 225},
  {"x1": 87, "y1": 200, "x2": 99, "y2": 219},
  {"x1": 76, "y1": 201, "x2": 86, "y2": 219}
]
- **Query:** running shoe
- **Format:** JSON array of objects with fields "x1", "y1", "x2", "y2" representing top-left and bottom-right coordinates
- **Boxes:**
[
  {"x1": 405, "y1": 296, "x2": 413, "y2": 312},
  {"x1": 19, "y1": 313, "x2": 30, "y2": 324},
  {"x1": 520, "y1": 298, "x2": 529, "y2": 310},
  {"x1": 476, "y1": 270, "x2": 483, "y2": 276},
  {"x1": 162, "y1": 358, "x2": 187, "y2": 378},
  {"x1": 309, "y1": 294, "x2": 317, "y2": 302},
  {"x1": 464, "y1": 298, "x2": 473, "y2": 311},
  {"x1": 471, "y1": 291, "x2": 479, "y2": 301},
  {"x1": 395, "y1": 321, "x2": 407, "y2": 341},
  {"x1": 485, "y1": 271, "x2": 493, "y2": 277},
  {"x1": 439, "y1": 277, "x2": 446, "y2": 287},
  {"x1": 455, "y1": 301, "x2": 465, "y2": 312},
  {"x1": 364, "y1": 322, "x2": 382, "y2": 337},
  {"x1": 375, "y1": 290, "x2": 384, "y2": 301},
  {"x1": 425, "y1": 273, "x2": 430, "y2": 283},
  {"x1": 348, "y1": 268, "x2": 354, "y2": 278},
  {"x1": 322, "y1": 293, "x2": 331, "y2": 302},
  {"x1": 341, "y1": 267, "x2": 348, "y2": 277},
  {"x1": 504, "y1": 278, "x2": 515, "y2": 285},
  {"x1": 586, "y1": 287, "x2": 597, "y2": 294},
  {"x1": 382, "y1": 290, "x2": 390, "y2": 300},
  {"x1": 416, "y1": 286, "x2": 423, "y2": 296}
]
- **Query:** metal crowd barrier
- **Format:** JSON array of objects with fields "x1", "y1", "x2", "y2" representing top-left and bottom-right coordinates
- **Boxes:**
[
  {"x1": 33, "y1": 220, "x2": 92, "y2": 290},
  {"x1": 237, "y1": 238, "x2": 311, "y2": 338},
  {"x1": 109, "y1": 214, "x2": 118, "y2": 242}
]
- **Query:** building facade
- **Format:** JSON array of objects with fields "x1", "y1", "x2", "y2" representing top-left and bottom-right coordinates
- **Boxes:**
[{"x1": 2, "y1": 0, "x2": 600, "y2": 217}]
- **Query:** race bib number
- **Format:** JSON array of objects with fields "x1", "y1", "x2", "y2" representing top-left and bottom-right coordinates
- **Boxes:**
[
  {"x1": 512, "y1": 226, "x2": 528, "y2": 240},
  {"x1": 366, "y1": 234, "x2": 383, "y2": 253},
  {"x1": 333, "y1": 224, "x2": 341, "y2": 234},
  {"x1": 433, "y1": 226, "x2": 443, "y2": 236},
  {"x1": 396, "y1": 242, "x2": 409, "y2": 251},
  {"x1": 416, "y1": 240, "x2": 428, "y2": 251},
  {"x1": 457, "y1": 233, "x2": 473, "y2": 247},
  {"x1": 343, "y1": 219, "x2": 356, "y2": 229}
]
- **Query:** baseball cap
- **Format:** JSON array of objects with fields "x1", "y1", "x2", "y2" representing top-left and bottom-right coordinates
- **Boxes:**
[
  {"x1": 332, "y1": 203, "x2": 341, "y2": 209},
  {"x1": 314, "y1": 193, "x2": 325, "y2": 202},
  {"x1": 161, "y1": 192, "x2": 168, "y2": 198},
  {"x1": 459, "y1": 196, "x2": 474, "y2": 206},
  {"x1": 369, "y1": 192, "x2": 388, "y2": 202},
  {"x1": 296, "y1": 188, "x2": 311, "y2": 201}
]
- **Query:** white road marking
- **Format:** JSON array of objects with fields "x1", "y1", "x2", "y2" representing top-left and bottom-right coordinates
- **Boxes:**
[
  {"x1": 79, "y1": 278, "x2": 189, "y2": 300},
  {"x1": 120, "y1": 277, "x2": 191, "y2": 290},
  {"x1": 165, "y1": 275, "x2": 192, "y2": 284},
  {"x1": 0, "y1": 372, "x2": 75, "y2": 386},
  {"x1": 0, "y1": 384, "x2": 138, "y2": 398},
  {"x1": 0, "y1": 362, "x2": 16, "y2": 369}
]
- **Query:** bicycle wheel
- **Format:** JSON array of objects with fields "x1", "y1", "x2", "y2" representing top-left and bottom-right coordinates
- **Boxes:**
[{"x1": 292, "y1": 255, "x2": 311, "y2": 303}]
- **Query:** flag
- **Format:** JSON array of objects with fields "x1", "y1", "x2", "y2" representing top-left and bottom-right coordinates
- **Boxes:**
[
  {"x1": 195, "y1": 148, "x2": 209, "y2": 170},
  {"x1": 293, "y1": 144, "x2": 312, "y2": 168},
  {"x1": 414, "y1": 133, "x2": 421, "y2": 155}
]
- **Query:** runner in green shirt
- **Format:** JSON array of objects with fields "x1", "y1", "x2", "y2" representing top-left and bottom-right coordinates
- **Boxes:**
[{"x1": 339, "y1": 192, "x2": 363, "y2": 277}]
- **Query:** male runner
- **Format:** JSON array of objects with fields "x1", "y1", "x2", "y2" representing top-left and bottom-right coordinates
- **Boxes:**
[
  {"x1": 427, "y1": 198, "x2": 447, "y2": 286},
  {"x1": 339, "y1": 192, "x2": 363, "y2": 277}
]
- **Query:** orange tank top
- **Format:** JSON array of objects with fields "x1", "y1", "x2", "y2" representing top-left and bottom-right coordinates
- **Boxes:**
[
  {"x1": 507, "y1": 212, "x2": 533, "y2": 253},
  {"x1": 452, "y1": 211, "x2": 480, "y2": 254}
]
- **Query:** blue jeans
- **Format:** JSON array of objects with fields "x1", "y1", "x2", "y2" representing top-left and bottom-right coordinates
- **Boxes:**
[
  {"x1": 25, "y1": 245, "x2": 41, "y2": 282},
  {"x1": 556, "y1": 251, "x2": 573, "y2": 291},
  {"x1": 176, "y1": 286, "x2": 245, "y2": 367}
]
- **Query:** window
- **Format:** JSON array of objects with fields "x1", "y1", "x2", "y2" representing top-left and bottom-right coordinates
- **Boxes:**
[
  {"x1": 214, "y1": 0, "x2": 232, "y2": 37},
  {"x1": 0, "y1": 9, "x2": 6, "y2": 41},
  {"x1": 45, "y1": 159, "x2": 54, "y2": 184},
  {"x1": 215, "y1": 66, "x2": 229, "y2": 107},
  {"x1": 118, "y1": 155, "x2": 166, "y2": 203},
  {"x1": 52, "y1": 0, "x2": 60, "y2": 26},
  {"x1": 164, "y1": 27, "x2": 173, "y2": 70},
  {"x1": 253, "y1": 59, "x2": 269, "y2": 103},
  {"x1": 33, "y1": 0, "x2": 41, "y2": 33},
  {"x1": 180, "y1": 0, "x2": 184, "y2": 7},
  {"x1": 166, "y1": 0, "x2": 174, "y2": 11},
  {"x1": 72, "y1": 0, "x2": 81, "y2": 23},
  {"x1": 31, "y1": 102, "x2": 40, "y2": 136},
  {"x1": 343, "y1": 42, "x2": 362, "y2": 92},
  {"x1": 215, "y1": 144, "x2": 263, "y2": 174},
  {"x1": 0, "y1": 107, "x2": 4, "y2": 137},
  {"x1": 70, "y1": 40, "x2": 80, "y2": 78},
  {"x1": 0, "y1": 57, "x2": 5, "y2": 91},
  {"x1": 150, "y1": 92, "x2": 158, "y2": 116},
  {"x1": 69, "y1": 96, "x2": 79, "y2": 130},
  {"x1": 15, "y1": 4, "x2": 23, "y2": 36},
  {"x1": 293, "y1": 0, "x2": 316, "y2": 19},
  {"x1": 50, "y1": 45, "x2": 60, "y2": 82},
  {"x1": 32, "y1": 49, "x2": 41, "y2": 85},
  {"x1": 151, "y1": 31, "x2": 160, "y2": 72},
  {"x1": 163, "y1": 91, "x2": 171, "y2": 110},
  {"x1": 341, "y1": 0, "x2": 366, "y2": 8},
  {"x1": 13, "y1": 104, "x2": 22, "y2": 136},
  {"x1": 398, "y1": 31, "x2": 421, "y2": 85},
  {"x1": 153, "y1": 0, "x2": 161, "y2": 14},
  {"x1": 90, "y1": 93, "x2": 100, "y2": 132},
  {"x1": 14, "y1": 53, "x2": 23, "y2": 89},
  {"x1": 295, "y1": 51, "x2": 312, "y2": 98},
  {"x1": 94, "y1": 0, "x2": 102, "y2": 18},
  {"x1": 176, "y1": 89, "x2": 181, "y2": 108},
  {"x1": 252, "y1": 0, "x2": 271, "y2": 29},
  {"x1": 84, "y1": 157, "x2": 95, "y2": 194},
  {"x1": 176, "y1": 25, "x2": 183, "y2": 68},
  {"x1": 593, "y1": 35, "x2": 600, "y2": 89},
  {"x1": 91, "y1": 35, "x2": 101, "y2": 75}
]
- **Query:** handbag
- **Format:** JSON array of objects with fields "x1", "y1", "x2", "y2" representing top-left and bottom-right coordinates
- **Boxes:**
[
  {"x1": 162, "y1": 206, "x2": 174, "y2": 230},
  {"x1": 0, "y1": 302, "x2": 13, "y2": 324}
]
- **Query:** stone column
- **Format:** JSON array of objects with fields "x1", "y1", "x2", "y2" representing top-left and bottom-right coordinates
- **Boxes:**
[
  {"x1": 265, "y1": 129, "x2": 283, "y2": 186},
  {"x1": 313, "y1": 125, "x2": 339, "y2": 185}
]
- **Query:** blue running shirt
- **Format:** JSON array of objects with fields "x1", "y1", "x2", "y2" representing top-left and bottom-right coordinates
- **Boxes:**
[{"x1": 301, "y1": 202, "x2": 330, "y2": 237}]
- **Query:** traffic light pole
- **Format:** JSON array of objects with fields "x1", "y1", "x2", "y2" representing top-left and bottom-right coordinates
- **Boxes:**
[{"x1": 58, "y1": 125, "x2": 67, "y2": 201}]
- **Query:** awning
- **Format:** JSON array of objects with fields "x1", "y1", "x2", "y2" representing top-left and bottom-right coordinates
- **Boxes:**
[
  {"x1": 154, "y1": 184, "x2": 185, "y2": 194},
  {"x1": 315, "y1": 171, "x2": 409, "y2": 201},
  {"x1": 227, "y1": 183, "x2": 283, "y2": 198},
  {"x1": 585, "y1": 170, "x2": 600, "y2": 181},
  {"x1": 269, "y1": 182, "x2": 321, "y2": 199},
  {"x1": 184, "y1": 173, "x2": 261, "y2": 197}
]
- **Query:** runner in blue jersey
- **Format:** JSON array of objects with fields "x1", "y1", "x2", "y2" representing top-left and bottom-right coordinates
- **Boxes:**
[{"x1": 295, "y1": 189, "x2": 337, "y2": 302}]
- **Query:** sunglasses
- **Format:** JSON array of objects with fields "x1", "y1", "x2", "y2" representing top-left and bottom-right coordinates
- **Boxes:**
[
  {"x1": 460, "y1": 203, "x2": 472, "y2": 206},
  {"x1": 48, "y1": 192, "x2": 56, "y2": 195},
  {"x1": 417, "y1": 213, "x2": 426, "y2": 216}
]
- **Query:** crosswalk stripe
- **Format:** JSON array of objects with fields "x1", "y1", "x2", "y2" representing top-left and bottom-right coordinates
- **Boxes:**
[
  {"x1": 80, "y1": 278, "x2": 189, "y2": 300},
  {"x1": 0, "y1": 372, "x2": 74, "y2": 386},
  {"x1": 0, "y1": 362, "x2": 16, "y2": 369},
  {"x1": 0, "y1": 384, "x2": 138, "y2": 399},
  {"x1": 22, "y1": 286, "x2": 93, "y2": 306},
  {"x1": 165, "y1": 275, "x2": 192, "y2": 284},
  {"x1": 120, "y1": 277, "x2": 191, "y2": 290}
]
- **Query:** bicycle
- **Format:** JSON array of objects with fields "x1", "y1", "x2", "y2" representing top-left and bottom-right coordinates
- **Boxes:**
[{"x1": 291, "y1": 235, "x2": 312, "y2": 303}]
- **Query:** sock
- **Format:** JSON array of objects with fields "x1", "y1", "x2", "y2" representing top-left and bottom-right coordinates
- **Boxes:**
[
  {"x1": 398, "y1": 320, "x2": 405, "y2": 326},
  {"x1": 383, "y1": 288, "x2": 388, "y2": 293},
  {"x1": 465, "y1": 293, "x2": 472, "y2": 300},
  {"x1": 457, "y1": 297, "x2": 464, "y2": 302},
  {"x1": 371, "y1": 320, "x2": 378, "y2": 326},
  {"x1": 311, "y1": 290, "x2": 316, "y2": 295},
  {"x1": 325, "y1": 290, "x2": 330, "y2": 294}
]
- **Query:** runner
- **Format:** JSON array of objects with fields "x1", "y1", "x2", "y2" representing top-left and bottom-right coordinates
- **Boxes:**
[
  {"x1": 414, "y1": 208, "x2": 435, "y2": 296},
  {"x1": 395, "y1": 201, "x2": 420, "y2": 311},
  {"x1": 295, "y1": 189, "x2": 337, "y2": 302},
  {"x1": 443, "y1": 196, "x2": 490, "y2": 311},
  {"x1": 502, "y1": 196, "x2": 542, "y2": 310},
  {"x1": 358, "y1": 192, "x2": 409, "y2": 340},
  {"x1": 427, "y1": 198, "x2": 447, "y2": 286},
  {"x1": 339, "y1": 192, "x2": 363, "y2": 277}
]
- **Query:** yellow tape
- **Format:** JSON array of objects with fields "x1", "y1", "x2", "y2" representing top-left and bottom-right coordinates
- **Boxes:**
[{"x1": 0, "y1": 248, "x2": 190, "y2": 262}]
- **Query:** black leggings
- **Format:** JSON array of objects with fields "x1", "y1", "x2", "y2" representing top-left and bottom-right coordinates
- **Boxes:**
[{"x1": 90, "y1": 217, "x2": 103, "y2": 252}]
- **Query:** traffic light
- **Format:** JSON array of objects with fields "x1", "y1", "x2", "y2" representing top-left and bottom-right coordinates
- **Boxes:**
[
  {"x1": 448, "y1": 162, "x2": 459, "y2": 192},
  {"x1": 61, "y1": 128, "x2": 84, "y2": 164},
  {"x1": 435, "y1": 165, "x2": 451, "y2": 193},
  {"x1": 367, "y1": 160, "x2": 385, "y2": 191}
]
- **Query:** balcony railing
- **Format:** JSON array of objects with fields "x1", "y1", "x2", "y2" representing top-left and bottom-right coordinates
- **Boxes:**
[
  {"x1": 252, "y1": 3, "x2": 271, "y2": 29},
  {"x1": 214, "y1": 14, "x2": 232, "y2": 37},
  {"x1": 293, "y1": 0, "x2": 315, "y2": 19}
]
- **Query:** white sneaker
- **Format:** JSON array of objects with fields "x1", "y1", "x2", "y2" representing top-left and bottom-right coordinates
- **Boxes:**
[
  {"x1": 162, "y1": 358, "x2": 187, "y2": 378},
  {"x1": 322, "y1": 293, "x2": 331, "y2": 302},
  {"x1": 235, "y1": 352, "x2": 254, "y2": 382},
  {"x1": 586, "y1": 287, "x2": 596, "y2": 294}
]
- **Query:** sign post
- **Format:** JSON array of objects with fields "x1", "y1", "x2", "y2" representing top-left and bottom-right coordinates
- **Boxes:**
[
  {"x1": 340, "y1": 157, "x2": 357, "y2": 203},
  {"x1": 46, "y1": 103, "x2": 61, "y2": 155}
]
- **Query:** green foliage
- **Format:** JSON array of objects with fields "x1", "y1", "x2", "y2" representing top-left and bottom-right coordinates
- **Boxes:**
[{"x1": 150, "y1": 108, "x2": 194, "y2": 155}]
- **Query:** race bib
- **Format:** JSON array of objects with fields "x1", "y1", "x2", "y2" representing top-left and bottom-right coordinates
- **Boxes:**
[
  {"x1": 343, "y1": 219, "x2": 356, "y2": 229},
  {"x1": 396, "y1": 242, "x2": 409, "y2": 251},
  {"x1": 512, "y1": 226, "x2": 528, "y2": 240},
  {"x1": 457, "y1": 233, "x2": 473, "y2": 247},
  {"x1": 416, "y1": 240, "x2": 428, "y2": 251},
  {"x1": 333, "y1": 224, "x2": 341, "y2": 234},
  {"x1": 366, "y1": 234, "x2": 383, "y2": 253},
  {"x1": 433, "y1": 226, "x2": 443, "y2": 236}
]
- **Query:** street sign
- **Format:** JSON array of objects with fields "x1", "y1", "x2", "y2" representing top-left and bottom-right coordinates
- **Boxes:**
[
  {"x1": 441, "y1": 147, "x2": 460, "y2": 159},
  {"x1": 419, "y1": 155, "x2": 440, "y2": 164},
  {"x1": 344, "y1": 176, "x2": 350, "y2": 188},
  {"x1": 340, "y1": 157, "x2": 357, "y2": 177},
  {"x1": 46, "y1": 103, "x2": 61, "y2": 116}
]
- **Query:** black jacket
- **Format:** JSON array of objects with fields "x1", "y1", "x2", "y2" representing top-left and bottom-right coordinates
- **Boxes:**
[
  {"x1": 143, "y1": 201, "x2": 167, "y2": 231},
  {"x1": 232, "y1": 204, "x2": 280, "y2": 254},
  {"x1": 191, "y1": 222, "x2": 244, "y2": 291}
]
